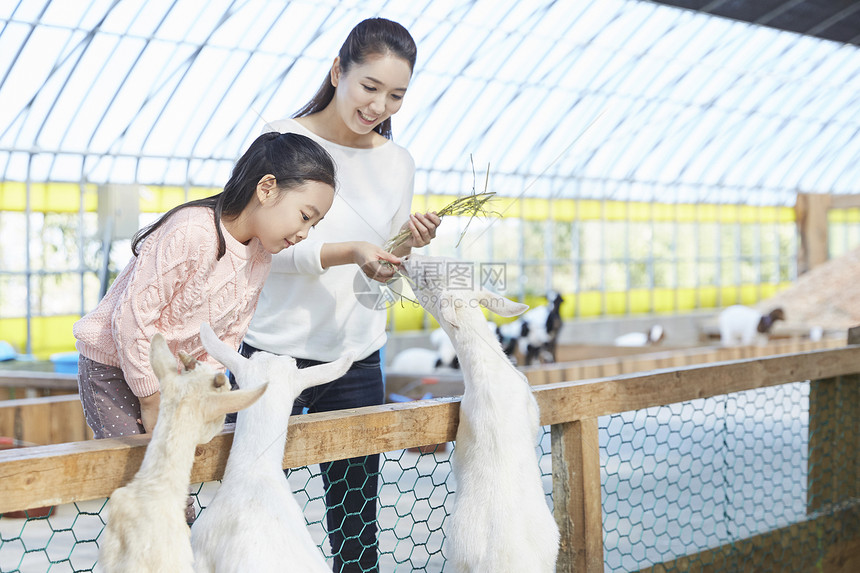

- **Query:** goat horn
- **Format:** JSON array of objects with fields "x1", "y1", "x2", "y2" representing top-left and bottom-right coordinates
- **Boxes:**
[
  {"x1": 178, "y1": 351, "x2": 197, "y2": 371},
  {"x1": 213, "y1": 373, "x2": 228, "y2": 388}
]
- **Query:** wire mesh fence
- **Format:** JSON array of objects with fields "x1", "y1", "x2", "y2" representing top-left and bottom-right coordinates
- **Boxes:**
[
  {"x1": 0, "y1": 428, "x2": 553, "y2": 573},
  {"x1": 0, "y1": 376, "x2": 857, "y2": 572}
]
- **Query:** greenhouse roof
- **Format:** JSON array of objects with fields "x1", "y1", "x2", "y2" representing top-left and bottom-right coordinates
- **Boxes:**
[{"x1": 1, "y1": 0, "x2": 859, "y2": 205}]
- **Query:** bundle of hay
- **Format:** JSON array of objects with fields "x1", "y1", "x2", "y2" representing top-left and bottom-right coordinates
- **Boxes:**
[{"x1": 756, "y1": 246, "x2": 860, "y2": 330}]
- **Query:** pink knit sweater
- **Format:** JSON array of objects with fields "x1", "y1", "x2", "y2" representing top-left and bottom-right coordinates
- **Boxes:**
[{"x1": 74, "y1": 207, "x2": 271, "y2": 397}]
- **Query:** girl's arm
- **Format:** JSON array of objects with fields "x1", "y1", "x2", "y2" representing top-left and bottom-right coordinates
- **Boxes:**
[
  {"x1": 321, "y1": 241, "x2": 402, "y2": 282},
  {"x1": 138, "y1": 392, "x2": 161, "y2": 433}
]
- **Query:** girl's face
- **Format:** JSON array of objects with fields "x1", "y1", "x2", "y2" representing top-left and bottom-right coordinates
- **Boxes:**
[
  {"x1": 332, "y1": 53, "x2": 413, "y2": 136},
  {"x1": 253, "y1": 179, "x2": 334, "y2": 254}
]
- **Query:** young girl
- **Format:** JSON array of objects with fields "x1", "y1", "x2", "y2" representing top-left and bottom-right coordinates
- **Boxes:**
[
  {"x1": 240, "y1": 18, "x2": 439, "y2": 573},
  {"x1": 73, "y1": 131, "x2": 336, "y2": 439}
]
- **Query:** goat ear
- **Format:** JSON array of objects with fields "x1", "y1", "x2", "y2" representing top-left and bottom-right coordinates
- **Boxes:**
[
  {"x1": 476, "y1": 291, "x2": 529, "y2": 317},
  {"x1": 439, "y1": 293, "x2": 461, "y2": 329},
  {"x1": 298, "y1": 354, "x2": 354, "y2": 391},
  {"x1": 205, "y1": 383, "x2": 267, "y2": 420},
  {"x1": 200, "y1": 323, "x2": 248, "y2": 380},
  {"x1": 149, "y1": 333, "x2": 175, "y2": 381}
]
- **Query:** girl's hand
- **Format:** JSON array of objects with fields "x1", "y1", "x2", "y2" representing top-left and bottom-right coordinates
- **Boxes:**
[
  {"x1": 137, "y1": 391, "x2": 161, "y2": 434},
  {"x1": 352, "y1": 241, "x2": 402, "y2": 283},
  {"x1": 397, "y1": 212, "x2": 441, "y2": 250}
]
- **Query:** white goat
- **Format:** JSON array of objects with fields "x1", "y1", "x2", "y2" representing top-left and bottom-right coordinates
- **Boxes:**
[
  {"x1": 99, "y1": 333, "x2": 266, "y2": 573},
  {"x1": 614, "y1": 324, "x2": 665, "y2": 347},
  {"x1": 402, "y1": 254, "x2": 560, "y2": 573},
  {"x1": 389, "y1": 347, "x2": 442, "y2": 374},
  {"x1": 191, "y1": 323, "x2": 353, "y2": 573},
  {"x1": 718, "y1": 305, "x2": 785, "y2": 346}
]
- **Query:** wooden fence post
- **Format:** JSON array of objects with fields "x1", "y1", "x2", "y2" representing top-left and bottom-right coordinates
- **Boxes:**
[
  {"x1": 807, "y1": 327, "x2": 860, "y2": 513},
  {"x1": 552, "y1": 418, "x2": 603, "y2": 573}
]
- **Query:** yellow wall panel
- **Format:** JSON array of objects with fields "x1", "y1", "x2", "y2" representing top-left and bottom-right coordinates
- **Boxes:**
[
  {"x1": 577, "y1": 291, "x2": 602, "y2": 317},
  {"x1": 739, "y1": 284, "x2": 759, "y2": 306},
  {"x1": 720, "y1": 286, "x2": 740, "y2": 306},
  {"x1": 577, "y1": 200, "x2": 602, "y2": 220},
  {"x1": 718, "y1": 204, "x2": 739, "y2": 224},
  {"x1": 627, "y1": 202, "x2": 650, "y2": 222},
  {"x1": 390, "y1": 303, "x2": 426, "y2": 332},
  {"x1": 605, "y1": 291, "x2": 626, "y2": 314},
  {"x1": 697, "y1": 204, "x2": 718, "y2": 223},
  {"x1": 0, "y1": 316, "x2": 78, "y2": 359},
  {"x1": 697, "y1": 286, "x2": 719, "y2": 308},
  {"x1": 628, "y1": 289, "x2": 651, "y2": 314},
  {"x1": 0, "y1": 317, "x2": 27, "y2": 355},
  {"x1": 758, "y1": 283, "x2": 779, "y2": 300},
  {"x1": 522, "y1": 198, "x2": 550, "y2": 221},
  {"x1": 676, "y1": 204, "x2": 696, "y2": 222},
  {"x1": 652, "y1": 203, "x2": 676, "y2": 222},
  {"x1": 604, "y1": 201, "x2": 627, "y2": 221},
  {"x1": 652, "y1": 289, "x2": 676, "y2": 314},
  {"x1": 675, "y1": 288, "x2": 697, "y2": 311},
  {"x1": 550, "y1": 199, "x2": 576, "y2": 221}
]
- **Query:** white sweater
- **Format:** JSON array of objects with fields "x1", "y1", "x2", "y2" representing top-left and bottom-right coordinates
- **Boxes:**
[{"x1": 243, "y1": 118, "x2": 415, "y2": 361}]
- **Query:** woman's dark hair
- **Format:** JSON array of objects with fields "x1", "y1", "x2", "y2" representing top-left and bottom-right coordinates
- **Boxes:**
[
  {"x1": 131, "y1": 132, "x2": 336, "y2": 260},
  {"x1": 294, "y1": 17, "x2": 417, "y2": 140}
]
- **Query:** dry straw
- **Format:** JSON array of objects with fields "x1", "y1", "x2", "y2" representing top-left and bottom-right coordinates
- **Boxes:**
[{"x1": 385, "y1": 157, "x2": 499, "y2": 252}]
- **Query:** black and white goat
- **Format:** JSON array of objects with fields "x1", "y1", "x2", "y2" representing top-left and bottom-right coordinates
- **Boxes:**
[
  {"x1": 718, "y1": 305, "x2": 785, "y2": 346},
  {"x1": 501, "y1": 291, "x2": 564, "y2": 366}
]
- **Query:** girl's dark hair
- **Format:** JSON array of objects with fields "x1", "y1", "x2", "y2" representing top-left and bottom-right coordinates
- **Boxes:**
[
  {"x1": 131, "y1": 132, "x2": 336, "y2": 260},
  {"x1": 294, "y1": 17, "x2": 417, "y2": 140}
]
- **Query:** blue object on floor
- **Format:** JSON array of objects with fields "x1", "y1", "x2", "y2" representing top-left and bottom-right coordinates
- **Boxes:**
[
  {"x1": 50, "y1": 351, "x2": 80, "y2": 374},
  {"x1": 0, "y1": 341, "x2": 15, "y2": 361}
]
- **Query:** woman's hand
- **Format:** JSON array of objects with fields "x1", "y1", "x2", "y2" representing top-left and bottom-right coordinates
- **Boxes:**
[
  {"x1": 137, "y1": 391, "x2": 161, "y2": 434},
  {"x1": 395, "y1": 212, "x2": 441, "y2": 252}
]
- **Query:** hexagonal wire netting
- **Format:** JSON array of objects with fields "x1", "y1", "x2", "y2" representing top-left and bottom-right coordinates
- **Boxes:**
[
  {"x1": 0, "y1": 429, "x2": 553, "y2": 572},
  {"x1": 1, "y1": 380, "x2": 856, "y2": 572}
]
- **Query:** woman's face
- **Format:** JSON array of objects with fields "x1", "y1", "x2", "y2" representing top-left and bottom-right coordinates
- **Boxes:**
[
  {"x1": 332, "y1": 53, "x2": 413, "y2": 136},
  {"x1": 253, "y1": 179, "x2": 334, "y2": 254}
]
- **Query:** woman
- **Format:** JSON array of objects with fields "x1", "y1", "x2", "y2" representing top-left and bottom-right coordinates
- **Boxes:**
[{"x1": 241, "y1": 18, "x2": 440, "y2": 573}]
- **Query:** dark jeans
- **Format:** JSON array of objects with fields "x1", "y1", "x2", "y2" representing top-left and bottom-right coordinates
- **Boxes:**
[{"x1": 230, "y1": 343, "x2": 384, "y2": 573}]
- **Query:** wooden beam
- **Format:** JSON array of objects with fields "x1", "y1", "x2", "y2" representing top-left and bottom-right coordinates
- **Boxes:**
[
  {"x1": 552, "y1": 418, "x2": 603, "y2": 573},
  {"x1": 829, "y1": 194, "x2": 860, "y2": 210},
  {"x1": 0, "y1": 370, "x2": 78, "y2": 390},
  {"x1": 1, "y1": 346, "x2": 859, "y2": 513},
  {"x1": 0, "y1": 398, "x2": 460, "y2": 513},
  {"x1": 536, "y1": 346, "x2": 860, "y2": 426},
  {"x1": 795, "y1": 192, "x2": 831, "y2": 273},
  {"x1": 0, "y1": 394, "x2": 92, "y2": 445}
]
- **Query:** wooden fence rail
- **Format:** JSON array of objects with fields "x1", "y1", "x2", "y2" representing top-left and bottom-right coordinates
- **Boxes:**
[
  {"x1": 2, "y1": 338, "x2": 843, "y2": 448},
  {"x1": 1, "y1": 345, "x2": 858, "y2": 572}
]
